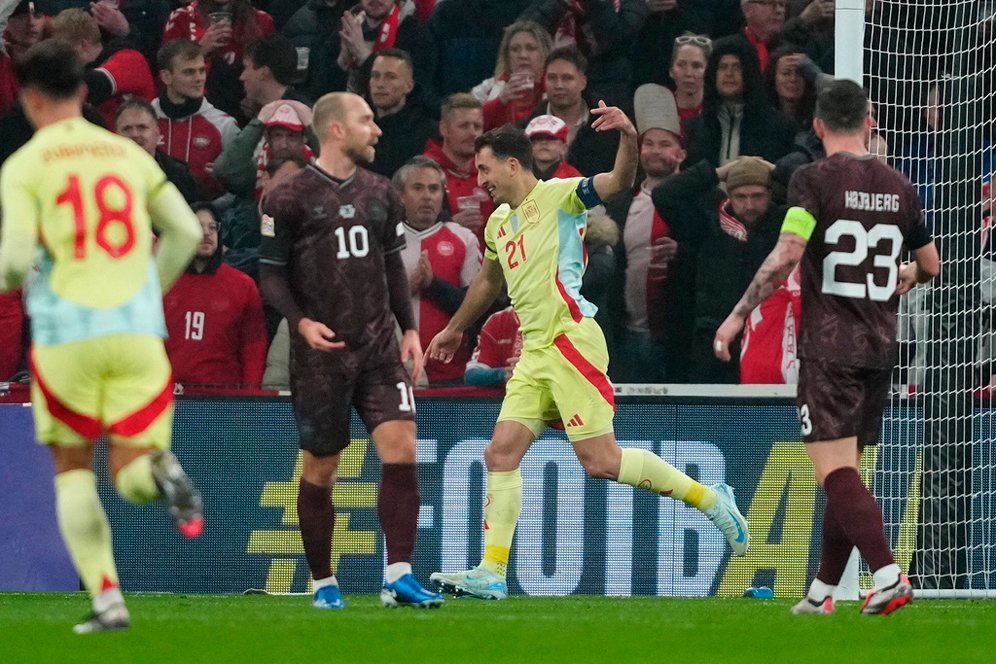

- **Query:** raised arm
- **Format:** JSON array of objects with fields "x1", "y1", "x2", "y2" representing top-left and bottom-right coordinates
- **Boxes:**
[
  {"x1": 712, "y1": 231, "x2": 808, "y2": 361},
  {"x1": 590, "y1": 101, "x2": 638, "y2": 203}
]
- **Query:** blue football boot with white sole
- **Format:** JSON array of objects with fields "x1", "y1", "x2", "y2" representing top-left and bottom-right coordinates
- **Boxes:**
[
  {"x1": 430, "y1": 567, "x2": 508, "y2": 600},
  {"x1": 381, "y1": 573, "x2": 444, "y2": 608},
  {"x1": 313, "y1": 584, "x2": 346, "y2": 609},
  {"x1": 705, "y1": 483, "x2": 750, "y2": 556}
]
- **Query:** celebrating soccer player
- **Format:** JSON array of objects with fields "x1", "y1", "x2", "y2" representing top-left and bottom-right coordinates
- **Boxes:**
[
  {"x1": 0, "y1": 40, "x2": 205, "y2": 633},
  {"x1": 713, "y1": 79, "x2": 941, "y2": 615},
  {"x1": 425, "y1": 104, "x2": 751, "y2": 601},
  {"x1": 259, "y1": 92, "x2": 443, "y2": 610}
]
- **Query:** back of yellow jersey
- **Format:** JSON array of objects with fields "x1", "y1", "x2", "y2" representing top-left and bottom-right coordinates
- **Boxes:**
[{"x1": 1, "y1": 117, "x2": 168, "y2": 345}]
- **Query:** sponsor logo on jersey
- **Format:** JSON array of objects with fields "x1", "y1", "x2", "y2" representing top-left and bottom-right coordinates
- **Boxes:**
[{"x1": 496, "y1": 224, "x2": 507, "y2": 239}]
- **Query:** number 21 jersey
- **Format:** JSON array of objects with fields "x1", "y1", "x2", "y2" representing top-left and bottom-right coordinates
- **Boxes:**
[{"x1": 787, "y1": 153, "x2": 932, "y2": 369}]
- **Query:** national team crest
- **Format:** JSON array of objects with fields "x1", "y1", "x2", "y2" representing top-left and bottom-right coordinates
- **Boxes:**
[
  {"x1": 437, "y1": 241, "x2": 455, "y2": 257},
  {"x1": 193, "y1": 136, "x2": 211, "y2": 149},
  {"x1": 522, "y1": 200, "x2": 540, "y2": 224},
  {"x1": 339, "y1": 204, "x2": 356, "y2": 219}
]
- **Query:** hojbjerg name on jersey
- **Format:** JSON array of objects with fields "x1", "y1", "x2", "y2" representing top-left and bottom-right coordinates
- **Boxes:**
[{"x1": 844, "y1": 190, "x2": 900, "y2": 212}]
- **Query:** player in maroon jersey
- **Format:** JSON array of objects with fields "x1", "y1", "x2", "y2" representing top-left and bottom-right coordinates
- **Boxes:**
[
  {"x1": 259, "y1": 91, "x2": 442, "y2": 609},
  {"x1": 714, "y1": 79, "x2": 940, "y2": 616}
]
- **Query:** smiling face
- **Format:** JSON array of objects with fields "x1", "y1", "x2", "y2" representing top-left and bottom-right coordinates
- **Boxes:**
[
  {"x1": 161, "y1": 54, "x2": 207, "y2": 102},
  {"x1": 639, "y1": 129, "x2": 685, "y2": 179},
  {"x1": 476, "y1": 146, "x2": 518, "y2": 204},
  {"x1": 115, "y1": 106, "x2": 161, "y2": 155}
]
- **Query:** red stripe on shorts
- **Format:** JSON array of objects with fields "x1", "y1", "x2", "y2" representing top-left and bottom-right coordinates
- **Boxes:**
[
  {"x1": 29, "y1": 349, "x2": 103, "y2": 440},
  {"x1": 107, "y1": 376, "x2": 174, "y2": 438},
  {"x1": 555, "y1": 267, "x2": 583, "y2": 323},
  {"x1": 553, "y1": 334, "x2": 615, "y2": 410}
]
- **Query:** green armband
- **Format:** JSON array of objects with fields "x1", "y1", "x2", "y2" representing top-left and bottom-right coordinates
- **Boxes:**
[{"x1": 781, "y1": 206, "x2": 817, "y2": 241}]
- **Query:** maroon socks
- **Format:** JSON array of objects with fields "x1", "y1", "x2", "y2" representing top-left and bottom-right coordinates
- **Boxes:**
[
  {"x1": 379, "y1": 463, "x2": 419, "y2": 565},
  {"x1": 823, "y1": 467, "x2": 895, "y2": 574},
  {"x1": 297, "y1": 478, "x2": 335, "y2": 581}
]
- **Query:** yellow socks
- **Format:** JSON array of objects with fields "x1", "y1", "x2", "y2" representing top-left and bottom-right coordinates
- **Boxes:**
[
  {"x1": 479, "y1": 469, "x2": 522, "y2": 578},
  {"x1": 55, "y1": 469, "x2": 120, "y2": 597},
  {"x1": 114, "y1": 455, "x2": 160, "y2": 504},
  {"x1": 617, "y1": 448, "x2": 717, "y2": 511}
]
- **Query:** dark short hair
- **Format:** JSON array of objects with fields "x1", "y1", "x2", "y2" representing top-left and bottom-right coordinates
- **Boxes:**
[
  {"x1": 157, "y1": 38, "x2": 202, "y2": 73},
  {"x1": 190, "y1": 201, "x2": 217, "y2": 218},
  {"x1": 114, "y1": 97, "x2": 157, "y2": 124},
  {"x1": 373, "y1": 47, "x2": 414, "y2": 78},
  {"x1": 265, "y1": 152, "x2": 308, "y2": 176},
  {"x1": 545, "y1": 46, "x2": 587, "y2": 75},
  {"x1": 815, "y1": 79, "x2": 869, "y2": 133},
  {"x1": 14, "y1": 39, "x2": 83, "y2": 100},
  {"x1": 245, "y1": 33, "x2": 298, "y2": 86},
  {"x1": 475, "y1": 126, "x2": 533, "y2": 170}
]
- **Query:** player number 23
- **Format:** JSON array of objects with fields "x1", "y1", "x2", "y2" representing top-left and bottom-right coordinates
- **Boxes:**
[
  {"x1": 55, "y1": 174, "x2": 136, "y2": 260},
  {"x1": 822, "y1": 220, "x2": 903, "y2": 302}
]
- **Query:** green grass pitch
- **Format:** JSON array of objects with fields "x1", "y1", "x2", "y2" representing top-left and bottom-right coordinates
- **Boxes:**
[{"x1": 1, "y1": 592, "x2": 994, "y2": 662}]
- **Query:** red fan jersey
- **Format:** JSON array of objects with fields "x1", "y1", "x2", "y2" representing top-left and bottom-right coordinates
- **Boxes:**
[
  {"x1": 163, "y1": 264, "x2": 268, "y2": 388},
  {"x1": 402, "y1": 220, "x2": 481, "y2": 383},
  {"x1": 162, "y1": 1, "x2": 275, "y2": 68},
  {"x1": 152, "y1": 98, "x2": 238, "y2": 199},
  {"x1": 94, "y1": 48, "x2": 156, "y2": 127},
  {"x1": 740, "y1": 266, "x2": 801, "y2": 384},
  {"x1": 0, "y1": 289, "x2": 24, "y2": 379}
]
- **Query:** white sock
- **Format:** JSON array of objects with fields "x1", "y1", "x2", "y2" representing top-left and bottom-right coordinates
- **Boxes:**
[
  {"x1": 872, "y1": 563, "x2": 901, "y2": 589},
  {"x1": 808, "y1": 578, "x2": 836, "y2": 600},
  {"x1": 93, "y1": 587, "x2": 124, "y2": 613},
  {"x1": 385, "y1": 562, "x2": 412, "y2": 584},
  {"x1": 313, "y1": 575, "x2": 339, "y2": 591}
]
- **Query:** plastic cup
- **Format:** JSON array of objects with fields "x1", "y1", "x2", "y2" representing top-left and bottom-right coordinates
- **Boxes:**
[{"x1": 457, "y1": 195, "x2": 480, "y2": 212}]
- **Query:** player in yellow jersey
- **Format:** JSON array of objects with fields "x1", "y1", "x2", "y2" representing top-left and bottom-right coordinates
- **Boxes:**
[
  {"x1": 0, "y1": 40, "x2": 204, "y2": 633},
  {"x1": 425, "y1": 109, "x2": 751, "y2": 600}
]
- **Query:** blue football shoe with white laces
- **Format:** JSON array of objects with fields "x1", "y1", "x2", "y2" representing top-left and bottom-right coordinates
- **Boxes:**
[
  {"x1": 313, "y1": 584, "x2": 346, "y2": 609},
  {"x1": 381, "y1": 573, "x2": 444, "y2": 608}
]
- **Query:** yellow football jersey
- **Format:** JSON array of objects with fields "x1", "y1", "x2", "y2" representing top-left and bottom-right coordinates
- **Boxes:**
[
  {"x1": 0, "y1": 117, "x2": 169, "y2": 344},
  {"x1": 483, "y1": 177, "x2": 602, "y2": 350}
]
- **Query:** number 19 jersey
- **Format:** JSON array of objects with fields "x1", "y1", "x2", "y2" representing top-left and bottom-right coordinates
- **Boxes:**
[
  {"x1": 0, "y1": 117, "x2": 167, "y2": 346},
  {"x1": 483, "y1": 177, "x2": 602, "y2": 351},
  {"x1": 785, "y1": 153, "x2": 933, "y2": 369}
]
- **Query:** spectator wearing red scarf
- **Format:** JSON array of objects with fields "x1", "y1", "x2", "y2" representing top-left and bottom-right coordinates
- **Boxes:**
[{"x1": 337, "y1": 0, "x2": 438, "y2": 115}]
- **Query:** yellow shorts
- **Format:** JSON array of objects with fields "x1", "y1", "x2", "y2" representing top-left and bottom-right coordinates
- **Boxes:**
[
  {"x1": 30, "y1": 334, "x2": 174, "y2": 448},
  {"x1": 498, "y1": 317, "x2": 615, "y2": 442}
]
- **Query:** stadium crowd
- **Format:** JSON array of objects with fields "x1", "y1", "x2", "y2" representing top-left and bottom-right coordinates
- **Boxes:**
[{"x1": 0, "y1": 0, "x2": 991, "y2": 393}]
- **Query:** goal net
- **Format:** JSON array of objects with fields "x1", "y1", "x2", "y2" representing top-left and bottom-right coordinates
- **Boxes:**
[{"x1": 865, "y1": 0, "x2": 995, "y2": 596}]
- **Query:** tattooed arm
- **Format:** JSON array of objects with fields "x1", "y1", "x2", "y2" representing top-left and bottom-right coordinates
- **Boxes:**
[{"x1": 712, "y1": 232, "x2": 808, "y2": 362}]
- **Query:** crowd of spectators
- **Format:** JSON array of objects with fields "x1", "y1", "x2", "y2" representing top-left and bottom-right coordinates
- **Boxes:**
[{"x1": 1, "y1": 0, "x2": 992, "y2": 394}]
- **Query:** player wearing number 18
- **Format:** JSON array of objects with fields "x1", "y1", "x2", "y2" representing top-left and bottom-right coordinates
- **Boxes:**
[
  {"x1": 713, "y1": 79, "x2": 941, "y2": 616},
  {"x1": 259, "y1": 92, "x2": 442, "y2": 609},
  {"x1": 0, "y1": 40, "x2": 205, "y2": 633}
]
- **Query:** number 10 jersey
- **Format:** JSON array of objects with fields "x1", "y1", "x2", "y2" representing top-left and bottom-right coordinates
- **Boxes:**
[{"x1": 786, "y1": 153, "x2": 933, "y2": 369}]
